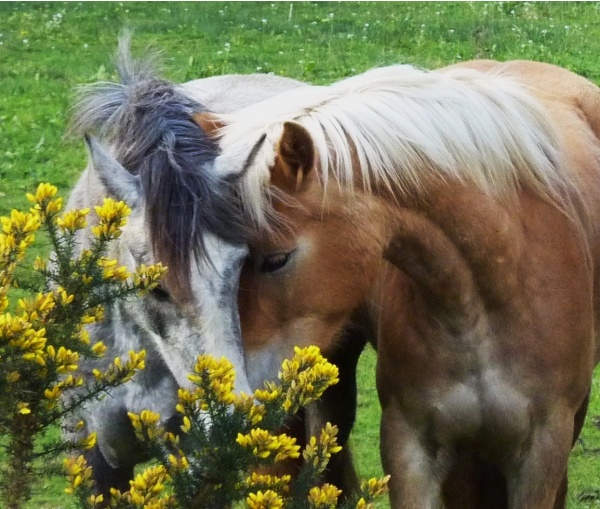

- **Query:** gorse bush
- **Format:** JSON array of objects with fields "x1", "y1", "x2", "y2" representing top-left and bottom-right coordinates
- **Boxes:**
[
  {"x1": 0, "y1": 183, "x2": 162, "y2": 509},
  {"x1": 66, "y1": 347, "x2": 389, "y2": 508},
  {"x1": 0, "y1": 184, "x2": 389, "y2": 509}
]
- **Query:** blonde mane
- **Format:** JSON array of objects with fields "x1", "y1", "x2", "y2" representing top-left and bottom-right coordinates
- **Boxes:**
[{"x1": 213, "y1": 64, "x2": 578, "y2": 228}]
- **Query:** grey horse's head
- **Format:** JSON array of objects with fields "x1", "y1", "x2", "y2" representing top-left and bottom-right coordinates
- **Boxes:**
[{"x1": 67, "y1": 39, "x2": 252, "y2": 470}]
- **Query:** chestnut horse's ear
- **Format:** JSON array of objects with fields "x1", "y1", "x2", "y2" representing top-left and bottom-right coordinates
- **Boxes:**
[
  {"x1": 192, "y1": 112, "x2": 226, "y2": 137},
  {"x1": 274, "y1": 121, "x2": 315, "y2": 192}
]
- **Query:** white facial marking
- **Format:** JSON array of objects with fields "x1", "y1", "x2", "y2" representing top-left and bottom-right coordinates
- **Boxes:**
[{"x1": 190, "y1": 232, "x2": 251, "y2": 395}]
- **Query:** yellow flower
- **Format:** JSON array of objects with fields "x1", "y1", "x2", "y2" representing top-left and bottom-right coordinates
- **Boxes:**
[
  {"x1": 139, "y1": 410, "x2": 161, "y2": 427},
  {"x1": 246, "y1": 490, "x2": 284, "y2": 509},
  {"x1": 44, "y1": 385, "x2": 62, "y2": 401},
  {"x1": 54, "y1": 286, "x2": 74, "y2": 305},
  {"x1": 57, "y1": 374, "x2": 84, "y2": 389},
  {"x1": 97, "y1": 350, "x2": 146, "y2": 384},
  {"x1": 27, "y1": 183, "x2": 62, "y2": 218},
  {"x1": 133, "y1": 263, "x2": 168, "y2": 292},
  {"x1": 81, "y1": 305, "x2": 104, "y2": 324},
  {"x1": 17, "y1": 402, "x2": 31, "y2": 415},
  {"x1": 79, "y1": 432, "x2": 97, "y2": 450},
  {"x1": 73, "y1": 420, "x2": 86, "y2": 432},
  {"x1": 245, "y1": 472, "x2": 291, "y2": 494},
  {"x1": 236, "y1": 428, "x2": 300, "y2": 461},
  {"x1": 18, "y1": 292, "x2": 55, "y2": 321},
  {"x1": 234, "y1": 392, "x2": 265, "y2": 426},
  {"x1": 355, "y1": 497, "x2": 372, "y2": 509},
  {"x1": 307, "y1": 484, "x2": 342, "y2": 508},
  {"x1": 302, "y1": 423, "x2": 342, "y2": 474},
  {"x1": 94, "y1": 198, "x2": 131, "y2": 223},
  {"x1": 129, "y1": 464, "x2": 170, "y2": 506},
  {"x1": 362, "y1": 475, "x2": 391, "y2": 498},
  {"x1": 0, "y1": 294, "x2": 8, "y2": 313},
  {"x1": 273, "y1": 433, "x2": 302, "y2": 463},
  {"x1": 128, "y1": 409, "x2": 162, "y2": 441},
  {"x1": 279, "y1": 346, "x2": 339, "y2": 414},
  {"x1": 7, "y1": 323, "x2": 48, "y2": 366},
  {"x1": 191, "y1": 355, "x2": 236, "y2": 384},
  {"x1": 77, "y1": 328, "x2": 91, "y2": 345},
  {"x1": 33, "y1": 256, "x2": 47, "y2": 271},
  {"x1": 254, "y1": 382, "x2": 282, "y2": 404},
  {"x1": 64, "y1": 455, "x2": 93, "y2": 494},
  {"x1": 91, "y1": 341, "x2": 107, "y2": 355},
  {"x1": 46, "y1": 345, "x2": 80, "y2": 373},
  {"x1": 108, "y1": 487, "x2": 124, "y2": 504},
  {"x1": 2, "y1": 209, "x2": 41, "y2": 236},
  {"x1": 26, "y1": 182, "x2": 58, "y2": 204},
  {"x1": 56, "y1": 208, "x2": 90, "y2": 232},
  {"x1": 181, "y1": 415, "x2": 191, "y2": 433},
  {"x1": 168, "y1": 453, "x2": 189, "y2": 472},
  {"x1": 44, "y1": 196, "x2": 63, "y2": 215},
  {"x1": 97, "y1": 257, "x2": 130, "y2": 281},
  {"x1": 87, "y1": 494, "x2": 104, "y2": 507},
  {"x1": 187, "y1": 354, "x2": 237, "y2": 406},
  {"x1": 91, "y1": 198, "x2": 131, "y2": 240}
]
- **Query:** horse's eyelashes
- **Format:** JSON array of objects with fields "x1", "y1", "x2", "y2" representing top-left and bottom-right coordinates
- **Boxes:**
[
  {"x1": 150, "y1": 285, "x2": 171, "y2": 302},
  {"x1": 260, "y1": 251, "x2": 292, "y2": 274}
]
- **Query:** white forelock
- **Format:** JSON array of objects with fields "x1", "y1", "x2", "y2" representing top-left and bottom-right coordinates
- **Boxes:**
[{"x1": 213, "y1": 64, "x2": 577, "y2": 228}]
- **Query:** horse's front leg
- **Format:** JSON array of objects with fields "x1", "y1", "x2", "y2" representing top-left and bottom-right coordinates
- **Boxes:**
[
  {"x1": 505, "y1": 409, "x2": 574, "y2": 509},
  {"x1": 85, "y1": 444, "x2": 134, "y2": 499},
  {"x1": 380, "y1": 403, "x2": 447, "y2": 509}
]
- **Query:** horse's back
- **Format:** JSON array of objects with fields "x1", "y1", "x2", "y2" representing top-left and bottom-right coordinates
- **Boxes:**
[
  {"x1": 179, "y1": 74, "x2": 306, "y2": 113},
  {"x1": 443, "y1": 60, "x2": 600, "y2": 135},
  {"x1": 442, "y1": 60, "x2": 600, "y2": 191}
]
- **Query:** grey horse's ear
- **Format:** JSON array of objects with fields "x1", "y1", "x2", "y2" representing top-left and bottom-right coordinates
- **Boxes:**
[{"x1": 85, "y1": 134, "x2": 141, "y2": 207}]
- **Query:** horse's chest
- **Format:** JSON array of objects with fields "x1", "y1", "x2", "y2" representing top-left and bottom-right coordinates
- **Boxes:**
[{"x1": 427, "y1": 366, "x2": 532, "y2": 456}]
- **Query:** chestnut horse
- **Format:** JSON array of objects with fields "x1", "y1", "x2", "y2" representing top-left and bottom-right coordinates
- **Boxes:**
[{"x1": 198, "y1": 60, "x2": 600, "y2": 508}]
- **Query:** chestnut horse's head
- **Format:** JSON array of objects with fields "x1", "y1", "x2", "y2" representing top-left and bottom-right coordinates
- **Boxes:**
[{"x1": 235, "y1": 122, "x2": 390, "y2": 389}]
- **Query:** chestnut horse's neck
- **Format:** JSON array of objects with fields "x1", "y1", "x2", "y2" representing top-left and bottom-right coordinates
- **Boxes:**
[{"x1": 370, "y1": 180, "x2": 583, "y2": 338}]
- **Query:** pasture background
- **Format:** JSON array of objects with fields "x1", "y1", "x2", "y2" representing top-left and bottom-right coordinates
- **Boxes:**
[{"x1": 1, "y1": 2, "x2": 599, "y2": 507}]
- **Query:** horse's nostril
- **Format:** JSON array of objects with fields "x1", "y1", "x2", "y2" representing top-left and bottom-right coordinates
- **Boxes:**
[{"x1": 150, "y1": 284, "x2": 171, "y2": 302}]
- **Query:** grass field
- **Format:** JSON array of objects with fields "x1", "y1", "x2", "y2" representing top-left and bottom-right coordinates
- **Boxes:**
[{"x1": 1, "y1": 2, "x2": 600, "y2": 507}]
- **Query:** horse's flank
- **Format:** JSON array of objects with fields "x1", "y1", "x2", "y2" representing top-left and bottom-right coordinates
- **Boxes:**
[{"x1": 215, "y1": 64, "x2": 581, "y2": 231}]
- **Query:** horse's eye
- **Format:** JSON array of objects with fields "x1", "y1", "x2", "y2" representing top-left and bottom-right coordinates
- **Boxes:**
[
  {"x1": 150, "y1": 285, "x2": 171, "y2": 302},
  {"x1": 260, "y1": 251, "x2": 292, "y2": 274}
]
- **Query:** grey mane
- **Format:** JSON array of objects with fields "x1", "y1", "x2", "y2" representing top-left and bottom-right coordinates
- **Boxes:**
[{"x1": 70, "y1": 37, "x2": 247, "y2": 293}]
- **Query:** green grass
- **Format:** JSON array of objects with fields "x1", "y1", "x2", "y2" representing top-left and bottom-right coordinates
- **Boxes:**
[{"x1": 1, "y1": 2, "x2": 600, "y2": 507}]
